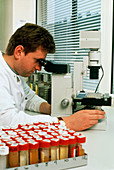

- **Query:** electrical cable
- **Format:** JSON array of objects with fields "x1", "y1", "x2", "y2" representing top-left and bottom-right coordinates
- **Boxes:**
[
  {"x1": 95, "y1": 66, "x2": 104, "y2": 93},
  {"x1": 74, "y1": 66, "x2": 104, "y2": 112}
]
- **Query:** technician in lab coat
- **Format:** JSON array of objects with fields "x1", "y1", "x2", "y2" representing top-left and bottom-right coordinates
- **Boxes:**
[{"x1": 0, "y1": 23, "x2": 105, "y2": 131}]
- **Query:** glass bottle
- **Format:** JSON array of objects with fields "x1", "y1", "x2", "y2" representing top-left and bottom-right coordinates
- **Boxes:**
[
  {"x1": 0, "y1": 146, "x2": 9, "y2": 170},
  {"x1": 19, "y1": 142, "x2": 29, "y2": 166},
  {"x1": 29, "y1": 141, "x2": 39, "y2": 164},
  {"x1": 77, "y1": 134, "x2": 86, "y2": 156},
  {"x1": 50, "y1": 138, "x2": 59, "y2": 161},
  {"x1": 68, "y1": 136, "x2": 77, "y2": 158},
  {"x1": 59, "y1": 137, "x2": 69, "y2": 160},
  {"x1": 9, "y1": 143, "x2": 19, "y2": 168},
  {"x1": 40, "y1": 139, "x2": 50, "y2": 163}
]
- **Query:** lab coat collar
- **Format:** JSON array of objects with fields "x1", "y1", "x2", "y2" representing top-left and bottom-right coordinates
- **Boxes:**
[
  {"x1": 0, "y1": 51, "x2": 21, "y2": 83},
  {"x1": 0, "y1": 51, "x2": 19, "y2": 75}
]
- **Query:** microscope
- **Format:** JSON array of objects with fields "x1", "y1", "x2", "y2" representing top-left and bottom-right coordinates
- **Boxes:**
[
  {"x1": 74, "y1": 31, "x2": 111, "y2": 113},
  {"x1": 38, "y1": 31, "x2": 111, "y2": 130}
]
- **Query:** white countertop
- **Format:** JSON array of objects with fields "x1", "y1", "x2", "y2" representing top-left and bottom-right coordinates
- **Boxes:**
[{"x1": 68, "y1": 106, "x2": 114, "y2": 170}]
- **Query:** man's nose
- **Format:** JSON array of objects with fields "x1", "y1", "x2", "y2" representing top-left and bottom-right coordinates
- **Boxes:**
[{"x1": 35, "y1": 65, "x2": 41, "y2": 71}]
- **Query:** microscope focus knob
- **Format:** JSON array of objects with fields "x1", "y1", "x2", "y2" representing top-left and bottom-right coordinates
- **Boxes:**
[{"x1": 61, "y1": 99, "x2": 69, "y2": 108}]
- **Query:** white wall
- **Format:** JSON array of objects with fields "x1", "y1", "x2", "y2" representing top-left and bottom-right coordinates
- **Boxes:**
[
  {"x1": 0, "y1": 0, "x2": 13, "y2": 51},
  {"x1": 13, "y1": 0, "x2": 36, "y2": 32},
  {"x1": 0, "y1": 0, "x2": 36, "y2": 52},
  {"x1": 100, "y1": 0, "x2": 113, "y2": 93}
]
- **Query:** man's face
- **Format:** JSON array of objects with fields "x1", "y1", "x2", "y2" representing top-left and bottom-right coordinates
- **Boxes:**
[{"x1": 15, "y1": 46, "x2": 47, "y2": 77}]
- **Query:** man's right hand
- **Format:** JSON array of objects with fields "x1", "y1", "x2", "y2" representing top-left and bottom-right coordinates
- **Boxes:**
[{"x1": 62, "y1": 109, "x2": 105, "y2": 131}]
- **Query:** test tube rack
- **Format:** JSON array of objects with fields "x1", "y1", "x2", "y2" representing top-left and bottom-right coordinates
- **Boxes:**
[{"x1": 6, "y1": 154, "x2": 87, "y2": 170}]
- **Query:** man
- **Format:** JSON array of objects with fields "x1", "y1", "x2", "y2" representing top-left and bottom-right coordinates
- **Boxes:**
[{"x1": 0, "y1": 23, "x2": 105, "y2": 131}]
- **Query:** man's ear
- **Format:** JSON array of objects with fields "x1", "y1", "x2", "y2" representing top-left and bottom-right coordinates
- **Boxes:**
[{"x1": 14, "y1": 45, "x2": 24, "y2": 60}]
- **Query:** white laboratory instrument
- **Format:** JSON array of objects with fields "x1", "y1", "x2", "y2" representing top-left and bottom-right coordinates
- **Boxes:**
[{"x1": 38, "y1": 31, "x2": 111, "y2": 130}]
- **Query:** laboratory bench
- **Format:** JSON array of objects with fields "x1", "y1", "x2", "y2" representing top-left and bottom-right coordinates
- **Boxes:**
[
  {"x1": 69, "y1": 106, "x2": 114, "y2": 170},
  {"x1": 26, "y1": 106, "x2": 114, "y2": 170}
]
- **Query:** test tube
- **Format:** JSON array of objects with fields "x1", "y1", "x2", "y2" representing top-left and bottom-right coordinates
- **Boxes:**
[{"x1": 0, "y1": 146, "x2": 9, "y2": 170}]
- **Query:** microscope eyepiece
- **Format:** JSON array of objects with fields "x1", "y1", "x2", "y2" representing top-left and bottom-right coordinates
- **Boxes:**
[
  {"x1": 38, "y1": 59, "x2": 70, "y2": 74},
  {"x1": 39, "y1": 59, "x2": 48, "y2": 66}
]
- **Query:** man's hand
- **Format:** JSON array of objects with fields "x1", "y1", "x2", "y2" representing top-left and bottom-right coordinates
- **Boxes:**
[{"x1": 62, "y1": 110, "x2": 105, "y2": 131}]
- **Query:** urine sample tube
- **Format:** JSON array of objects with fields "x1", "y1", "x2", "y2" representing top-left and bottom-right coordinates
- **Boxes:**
[
  {"x1": 68, "y1": 136, "x2": 77, "y2": 158},
  {"x1": 50, "y1": 138, "x2": 59, "y2": 161},
  {"x1": 19, "y1": 142, "x2": 29, "y2": 166},
  {"x1": 77, "y1": 135, "x2": 86, "y2": 156},
  {"x1": 40, "y1": 139, "x2": 50, "y2": 163},
  {"x1": 29, "y1": 141, "x2": 39, "y2": 164},
  {"x1": 59, "y1": 137, "x2": 69, "y2": 160},
  {"x1": 9, "y1": 143, "x2": 19, "y2": 168},
  {"x1": 0, "y1": 146, "x2": 9, "y2": 170}
]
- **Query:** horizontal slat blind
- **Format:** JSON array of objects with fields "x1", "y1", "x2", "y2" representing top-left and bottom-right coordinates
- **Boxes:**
[{"x1": 37, "y1": 0, "x2": 101, "y2": 91}]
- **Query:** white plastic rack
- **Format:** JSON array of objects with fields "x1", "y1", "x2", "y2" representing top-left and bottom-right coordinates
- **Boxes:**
[{"x1": 6, "y1": 154, "x2": 87, "y2": 170}]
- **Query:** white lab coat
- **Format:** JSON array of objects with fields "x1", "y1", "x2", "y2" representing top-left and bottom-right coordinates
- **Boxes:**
[{"x1": 0, "y1": 51, "x2": 57, "y2": 126}]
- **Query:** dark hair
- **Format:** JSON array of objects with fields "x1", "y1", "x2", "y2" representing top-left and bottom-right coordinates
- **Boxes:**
[{"x1": 6, "y1": 23, "x2": 55, "y2": 55}]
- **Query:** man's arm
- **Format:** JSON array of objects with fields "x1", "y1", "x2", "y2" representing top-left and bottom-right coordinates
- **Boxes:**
[
  {"x1": 39, "y1": 102, "x2": 51, "y2": 115},
  {"x1": 22, "y1": 77, "x2": 51, "y2": 114}
]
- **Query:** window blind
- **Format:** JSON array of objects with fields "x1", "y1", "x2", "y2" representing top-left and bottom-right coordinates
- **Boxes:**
[{"x1": 36, "y1": 0, "x2": 101, "y2": 91}]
